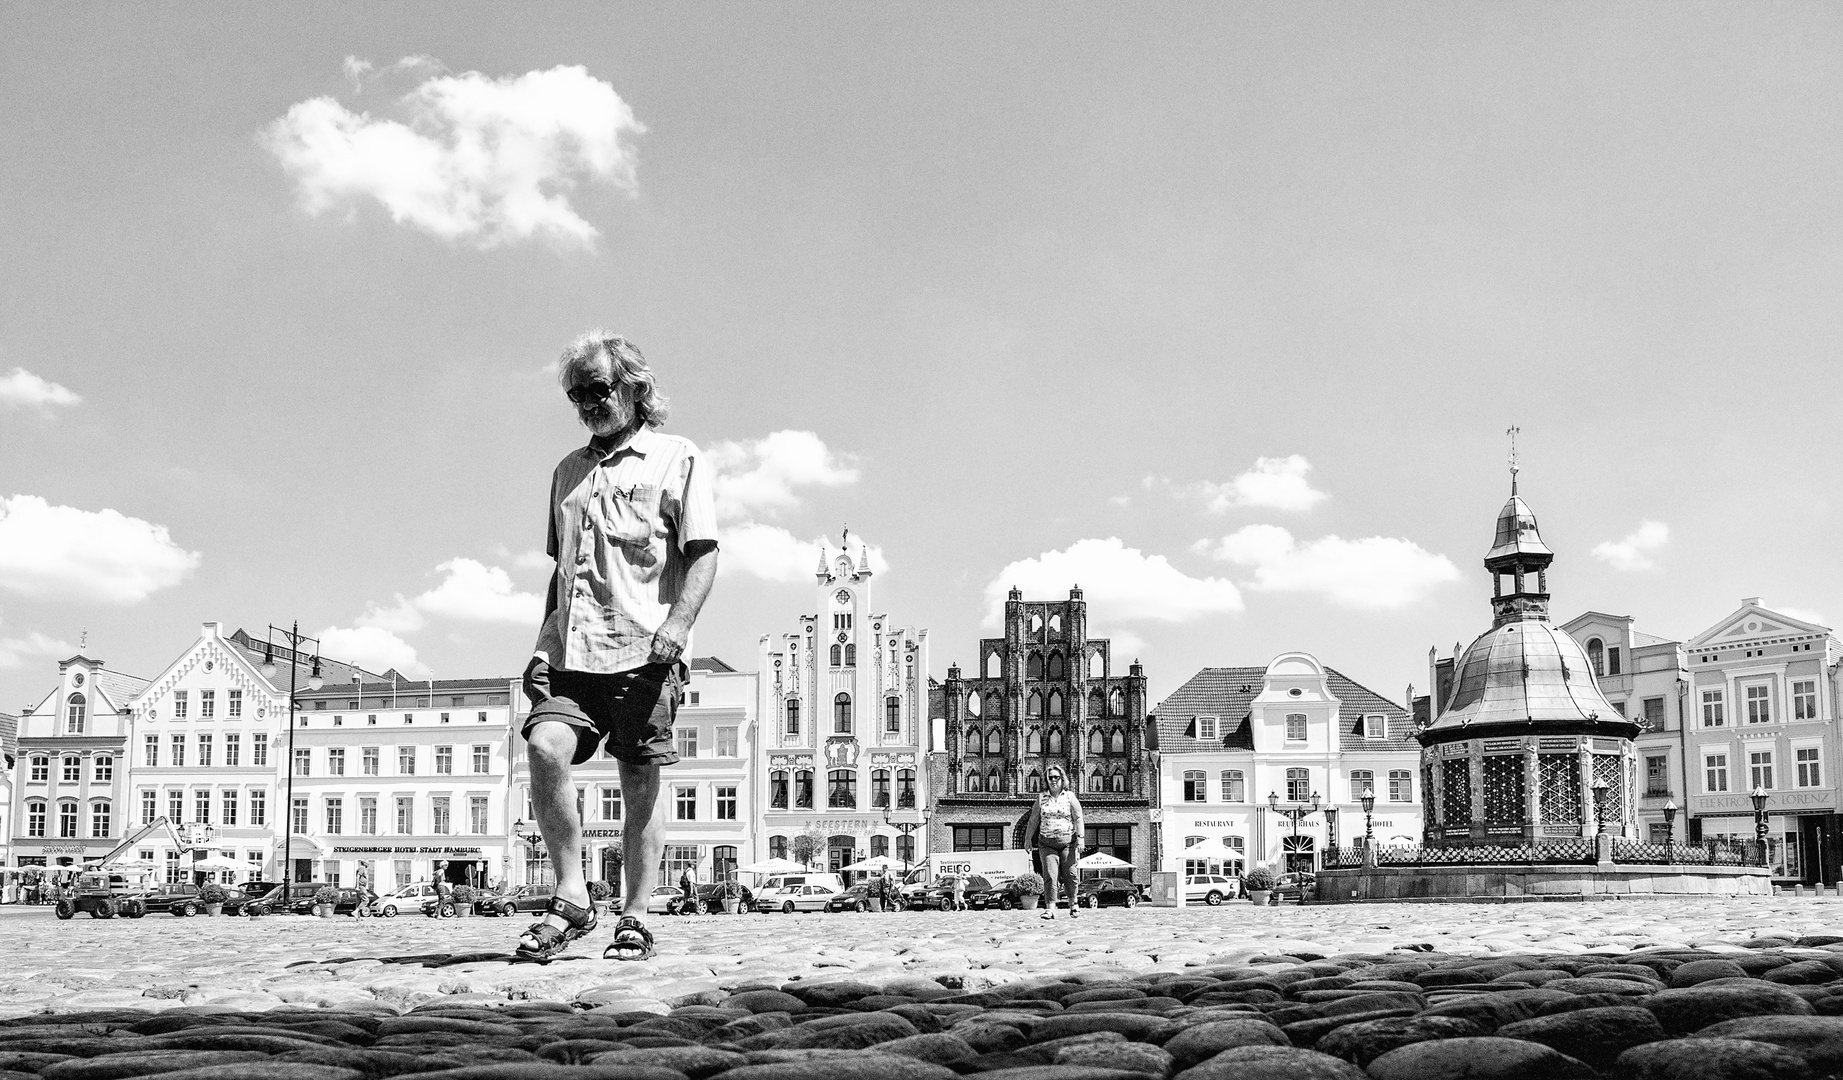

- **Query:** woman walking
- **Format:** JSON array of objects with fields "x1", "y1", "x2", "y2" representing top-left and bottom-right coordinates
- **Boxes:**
[{"x1": 1025, "y1": 768, "x2": 1083, "y2": 920}]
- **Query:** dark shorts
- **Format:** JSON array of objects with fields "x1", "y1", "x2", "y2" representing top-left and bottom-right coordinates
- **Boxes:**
[{"x1": 521, "y1": 662, "x2": 685, "y2": 767}]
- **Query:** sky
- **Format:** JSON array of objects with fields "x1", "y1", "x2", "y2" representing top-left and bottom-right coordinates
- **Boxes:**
[{"x1": 3, "y1": 3, "x2": 1841, "y2": 718}]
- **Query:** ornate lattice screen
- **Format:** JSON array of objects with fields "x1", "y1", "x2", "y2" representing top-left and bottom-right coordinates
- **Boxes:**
[
  {"x1": 1441, "y1": 758, "x2": 1473, "y2": 827},
  {"x1": 1482, "y1": 756, "x2": 1526, "y2": 824},
  {"x1": 1539, "y1": 754, "x2": 1581, "y2": 825},
  {"x1": 1593, "y1": 754, "x2": 1625, "y2": 824}
]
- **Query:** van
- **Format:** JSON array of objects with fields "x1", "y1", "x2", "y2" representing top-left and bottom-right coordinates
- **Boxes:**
[{"x1": 754, "y1": 872, "x2": 844, "y2": 910}]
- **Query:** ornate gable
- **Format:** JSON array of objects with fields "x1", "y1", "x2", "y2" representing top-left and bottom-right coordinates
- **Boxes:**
[{"x1": 1688, "y1": 603, "x2": 1831, "y2": 651}]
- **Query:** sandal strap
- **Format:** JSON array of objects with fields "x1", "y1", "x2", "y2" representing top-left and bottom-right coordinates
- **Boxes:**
[{"x1": 544, "y1": 895, "x2": 596, "y2": 930}]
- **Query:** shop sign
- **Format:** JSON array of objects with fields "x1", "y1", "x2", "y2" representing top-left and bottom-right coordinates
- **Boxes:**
[
  {"x1": 1690, "y1": 790, "x2": 1837, "y2": 815},
  {"x1": 583, "y1": 829, "x2": 621, "y2": 838},
  {"x1": 331, "y1": 845, "x2": 485, "y2": 855}
]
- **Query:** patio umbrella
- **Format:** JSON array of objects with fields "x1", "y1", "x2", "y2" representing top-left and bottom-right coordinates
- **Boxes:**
[
  {"x1": 840, "y1": 855, "x2": 904, "y2": 873},
  {"x1": 1075, "y1": 852, "x2": 1133, "y2": 870},
  {"x1": 1174, "y1": 838, "x2": 1242, "y2": 862},
  {"x1": 738, "y1": 857, "x2": 808, "y2": 875},
  {"x1": 190, "y1": 854, "x2": 255, "y2": 872}
]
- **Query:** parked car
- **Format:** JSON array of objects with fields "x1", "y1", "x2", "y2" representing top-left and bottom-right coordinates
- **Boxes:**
[
  {"x1": 823, "y1": 883, "x2": 877, "y2": 913},
  {"x1": 965, "y1": 878, "x2": 1019, "y2": 910},
  {"x1": 768, "y1": 882, "x2": 841, "y2": 913},
  {"x1": 140, "y1": 883, "x2": 208, "y2": 917},
  {"x1": 246, "y1": 882, "x2": 336, "y2": 916},
  {"x1": 478, "y1": 884, "x2": 552, "y2": 917},
  {"x1": 1077, "y1": 878, "x2": 1145, "y2": 908},
  {"x1": 754, "y1": 872, "x2": 845, "y2": 912},
  {"x1": 909, "y1": 874, "x2": 998, "y2": 911},
  {"x1": 645, "y1": 885, "x2": 683, "y2": 915},
  {"x1": 1274, "y1": 872, "x2": 1315, "y2": 902},
  {"x1": 1183, "y1": 874, "x2": 1241, "y2": 906},
  {"x1": 669, "y1": 883, "x2": 755, "y2": 915},
  {"x1": 376, "y1": 882, "x2": 440, "y2": 917}
]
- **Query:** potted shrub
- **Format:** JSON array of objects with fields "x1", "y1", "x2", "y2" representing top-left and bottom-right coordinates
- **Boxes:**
[
  {"x1": 1012, "y1": 872, "x2": 1045, "y2": 910},
  {"x1": 313, "y1": 886, "x2": 340, "y2": 918},
  {"x1": 718, "y1": 881, "x2": 742, "y2": 915},
  {"x1": 450, "y1": 885, "x2": 476, "y2": 917},
  {"x1": 1241, "y1": 866, "x2": 1276, "y2": 906},
  {"x1": 198, "y1": 882, "x2": 227, "y2": 917}
]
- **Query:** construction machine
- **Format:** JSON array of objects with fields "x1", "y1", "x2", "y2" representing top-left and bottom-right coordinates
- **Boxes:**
[{"x1": 54, "y1": 818, "x2": 213, "y2": 920}]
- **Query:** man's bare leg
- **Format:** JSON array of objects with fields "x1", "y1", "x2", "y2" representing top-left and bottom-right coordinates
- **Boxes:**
[
  {"x1": 619, "y1": 760, "x2": 663, "y2": 918},
  {"x1": 523, "y1": 721, "x2": 590, "y2": 942}
]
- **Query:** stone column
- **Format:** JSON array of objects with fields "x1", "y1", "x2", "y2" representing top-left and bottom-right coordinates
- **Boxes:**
[
  {"x1": 1578, "y1": 746, "x2": 1597, "y2": 838},
  {"x1": 1523, "y1": 743, "x2": 1540, "y2": 843},
  {"x1": 1427, "y1": 750, "x2": 1445, "y2": 841},
  {"x1": 1468, "y1": 752, "x2": 1487, "y2": 843}
]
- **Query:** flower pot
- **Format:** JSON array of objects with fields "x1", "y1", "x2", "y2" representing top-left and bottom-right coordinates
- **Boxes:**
[
  {"x1": 1247, "y1": 890, "x2": 1272, "y2": 906},
  {"x1": 721, "y1": 898, "x2": 739, "y2": 914},
  {"x1": 203, "y1": 903, "x2": 223, "y2": 917},
  {"x1": 1020, "y1": 894, "x2": 1041, "y2": 909},
  {"x1": 316, "y1": 905, "x2": 334, "y2": 918},
  {"x1": 452, "y1": 904, "x2": 470, "y2": 917},
  {"x1": 867, "y1": 897, "x2": 884, "y2": 913}
]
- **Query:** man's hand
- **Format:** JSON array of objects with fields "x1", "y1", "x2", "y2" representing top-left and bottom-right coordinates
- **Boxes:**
[
  {"x1": 522, "y1": 656, "x2": 552, "y2": 707},
  {"x1": 650, "y1": 616, "x2": 691, "y2": 665}
]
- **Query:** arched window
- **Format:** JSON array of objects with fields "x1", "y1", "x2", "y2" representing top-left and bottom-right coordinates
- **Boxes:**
[
  {"x1": 1029, "y1": 613, "x2": 1044, "y2": 633},
  {"x1": 1088, "y1": 770, "x2": 1105, "y2": 793},
  {"x1": 93, "y1": 755, "x2": 112, "y2": 783},
  {"x1": 833, "y1": 693, "x2": 852, "y2": 734},
  {"x1": 964, "y1": 726, "x2": 981, "y2": 755},
  {"x1": 65, "y1": 693, "x2": 86, "y2": 735},
  {"x1": 90, "y1": 800, "x2": 111, "y2": 838},
  {"x1": 785, "y1": 699, "x2": 801, "y2": 736},
  {"x1": 769, "y1": 835, "x2": 788, "y2": 860},
  {"x1": 794, "y1": 770, "x2": 814, "y2": 808},
  {"x1": 885, "y1": 696, "x2": 901, "y2": 733},
  {"x1": 1048, "y1": 690, "x2": 1063, "y2": 716},
  {"x1": 1047, "y1": 651, "x2": 1065, "y2": 680},
  {"x1": 1027, "y1": 653, "x2": 1044, "y2": 680},
  {"x1": 985, "y1": 651, "x2": 1001, "y2": 679},
  {"x1": 1047, "y1": 726, "x2": 1063, "y2": 755},
  {"x1": 827, "y1": 770, "x2": 856, "y2": 808},
  {"x1": 1089, "y1": 688, "x2": 1106, "y2": 717},
  {"x1": 1110, "y1": 727, "x2": 1126, "y2": 754},
  {"x1": 830, "y1": 644, "x2": 842, "y2": 666},
  {"x1": 986, "y1": 767, "x2": 1001, "y2": 792},
  {"x1": 1026, "y1": 727, "x2": 1042, "y2": 754},
  {"x1": 870, "y1": 835, "x2": 889, "y2": 859},
  {"x1": 1089, "y1": 728, "x2": 1104, "y2": 754},
  {"x1": 872, "y1": 769, "x2": 890, "y2": 808},
  {"x1": 1026, "y1": 769, "x2": 1043, "y2": 793},
  {"x1": 1049, "y1": 614, "x2": 1062, "y2": 634},
  {"x1": 1109, "y1": 687, "x2": 1126, "y2": 714},
  {"x1": 1027, "y1": 690, "x2": 1043, "y2": 716},
  {"x1": 897, "y1": 769, "x2": 916, "y2": 808},
  {"x1": 61, "y1": 756, "x2": 80, "y2": 783},
  {"x1": 1089, "y1": 651, "x2": 1105, "y2": 679},
  {"x1": 966, "y1": 690, "x2": 981, "y2": 716},
  {"x1": 1586, "y1": 638, "x2": 1605, "y2": 677},
  {"x1": 58, "y1": 799, "x2": 79, "y2": 839},
  {"x1": 844, "y1": 644, "x2": 856, "y2": 667},
  {"x1": 25, "y1": 799, "x2": 46, "y2": 838},
  {"x1": 985, "y1": 728, "x2": 1002, "y2": 756},
  {"x1": 1110, "y1": 769, "x2": 1127, "y2": 793},
  {"x1": 965, "y1": 770, "x2": 983, "y2": 793}
]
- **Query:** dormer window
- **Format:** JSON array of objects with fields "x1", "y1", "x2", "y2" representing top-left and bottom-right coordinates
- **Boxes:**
[
  {"x1": 1197, "y1": 716, "x2": 1218, "y2": 741},
  {"x1": 1285, "y1": 714, "x2": 1307, "y2": 742},
  {"x1": 1364, "y1": 715, "x2": 1386, "y2": 740}
]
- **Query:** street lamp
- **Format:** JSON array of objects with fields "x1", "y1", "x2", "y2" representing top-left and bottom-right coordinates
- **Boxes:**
[
  {"x1": 1590, "y1": 777, "x2": 1610, "y2": 836},
  {"x1": 261, "y1": 623, "x2": 322, "y2": 904},
  {"x1": 1360, "y1": 787, "x2": 1376, "y2": 851},
  {"x1": 1751, "y1": 786, "x2": 1770, "y2": 863},
  {"x1": 1324, "y1": 805, "x2": 1339, "y2": 855},
  {"x1": 881, "y1": 803, "x2": 933, "y2": 882},
  {"x1": 1662, "y1": 800, "x2": 1677, "y2": 861},
  {"x1": 1267, "y1": 790, "x2": 1322, "y2": 873},
  {"x1": 511, "y1": 819, "x2": 549, "y2": 886}
]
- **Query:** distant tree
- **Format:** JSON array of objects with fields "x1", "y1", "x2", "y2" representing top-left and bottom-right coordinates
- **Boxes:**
[{"x1": 790, "y1": 828, "x2": 825, "y2": 868}]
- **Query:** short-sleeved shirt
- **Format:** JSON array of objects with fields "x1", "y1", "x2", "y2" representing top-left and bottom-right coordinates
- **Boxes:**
[
  {"x1": 532, "y1": 426, "x2": 720, "y2": 674},
  {"x1": 1036, "y1": 790, "x2": 1080, "y2": 844}
]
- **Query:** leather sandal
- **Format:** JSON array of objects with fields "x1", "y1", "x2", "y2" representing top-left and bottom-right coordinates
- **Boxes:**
[
  {"x1": 514, "y1": 895, "x2": 598, "y2": 960},
  {"x1": 604, "y1": 914, "x2": 656, "y2": 961}
]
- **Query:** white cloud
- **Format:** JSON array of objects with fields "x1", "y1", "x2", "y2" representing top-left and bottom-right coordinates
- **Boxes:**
[
  {"x1": 1151, "y1": 455, "x2": 1329, "y2": 514},
  {"x1": 706, "y1": 431, "x2": 860, "y2": 521},
  {"x1": 1591, "y1": 521, "x2": 1669, "y2": 572},
  {"x1": 0, "y1": 495, "x2": 200, "y2": 604},
  {"x1": 983, "y1": 538, "x2": 1244, "y2": 627},
  {"x1": 0, "y1": 368, "x2": 80, "y2": 410},
  {"x1": 415, "y1": 557, "x2": 543, "y2": 623},
  {"x1": 722, "y1": 522, "x2": 888, "y2": 584},
  {"x1": 264, "y1": 61, "x2": 645, "y2": 249},
  {"x1": 512, "y1": 549, "x2": 551, "y2": 572},
  {"x1": 316, "y1": 625, "x2": 428, "y2": 679},
  {"x1": 0, "y1": 624, "x2": 74, "y2": 669},
  {"x1": 356, "y1": 596, "x2": 425, "y2": 634},
  {"x1": 1106, "y1": 629, "x2": 1149, "y2": 661},
  {"x1": 1201, "y1": 524, "x2": 1460, "y2": 610}
]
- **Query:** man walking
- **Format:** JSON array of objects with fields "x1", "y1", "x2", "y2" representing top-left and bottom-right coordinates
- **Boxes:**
[{"x1": 516, "y1": 331, "x2": 719, "y2": 961}]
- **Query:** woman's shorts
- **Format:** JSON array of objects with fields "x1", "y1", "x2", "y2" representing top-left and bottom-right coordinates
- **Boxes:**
[{"x1": 521, "y1": 661, "x2": 685, "y2": 767}]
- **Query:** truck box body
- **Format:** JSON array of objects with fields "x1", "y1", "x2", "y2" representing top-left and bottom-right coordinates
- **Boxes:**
[{"x1": 899, "y1": 850, "x2": 1032, "y2": 899}]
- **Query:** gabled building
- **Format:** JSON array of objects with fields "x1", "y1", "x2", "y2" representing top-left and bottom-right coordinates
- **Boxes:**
[
  {"x1": 0, "y1": 710, "x2": 17, "y2": 872},
  {"x1": 929, "y1": 586, "x2": 1151, "y2": 882},
  {"x1": 1151, "y1": 653, "x2": 1419, "y2": 877},
  {"x1": 757, "y1": 533, "x2": 930, "y2": 877},
  {"x1": 10, "y1": 652, "x2": 149, "y2": 872}
]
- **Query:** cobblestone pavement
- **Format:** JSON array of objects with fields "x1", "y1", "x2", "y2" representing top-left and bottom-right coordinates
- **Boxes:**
[{"x1": 6, "y1": 900, "x2": 1843, "y2": 1077}]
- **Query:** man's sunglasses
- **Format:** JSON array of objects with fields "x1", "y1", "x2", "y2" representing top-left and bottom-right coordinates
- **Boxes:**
[{"x1": 566, "y1": 381, "x2": 621, "y2": 405}]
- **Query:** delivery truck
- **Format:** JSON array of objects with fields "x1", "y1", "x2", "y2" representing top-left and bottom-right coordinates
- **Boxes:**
[{"x1": 898, "y1": 850, "x2": 1033, "y2": 903}]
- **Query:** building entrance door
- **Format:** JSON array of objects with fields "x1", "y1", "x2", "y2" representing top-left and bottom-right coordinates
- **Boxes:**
[
  {"x1": 828, "y1": 835, "x2": 856, "y2": 877},
  {"x1": 1282, "y1": 836, "x2": 1315, "y2": 875}
]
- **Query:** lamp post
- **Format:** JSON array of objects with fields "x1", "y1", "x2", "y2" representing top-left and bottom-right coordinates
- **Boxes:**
[
  {"x1": 260, "y1": 623, "x2": 322, "y2": 905},
  {"x1": 1267, "y1": 790, "x2": 1322, "y2": 873},
  {"x1": 1662, "y1": 800, "x2": 1677, "y2": 861},
  {"x1": 1751, "y1": 786, "x2": 1770, "y2": 865},
  {"x1": 881, "y1": 803, "x2": 933, "y2": 882},
  {"x1": 511, "y1": 819, "x2": 549, "y2": 887},
  {"x1": 1324, "y1": 805, "x2": 1339, "y2": 857},
  {"x1": 1360, "y1": 786, "x2": 1376, "y2": 851},
  {"x1": 1590, "y1": 777, "x2": 1610, "y2": 837}
]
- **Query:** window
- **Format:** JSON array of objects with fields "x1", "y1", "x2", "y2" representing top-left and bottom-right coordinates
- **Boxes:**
[
  {"x1": 1085, "y1": 825, "x2": 1132, "y2": 863},
  {"x1": 1286, "y1": 767, "x2": 1310, "y2": 802},
  {"x1": 676, "y1": 728, "x2": 697, "y2": 759},
  {"x1": 1641, "y1": 697, "x2": 1666, "y2": 729},
  {"x1": 1027, "y1": 652, "x2": 1044, "y2": 680},
  {"x1": 290, "y1": 797, "x2": 308, "y2": 835},
  {"x1": 886, "y1": 697, "x2": 901, "y2": 734},
  {"x1": 435, "y1": 746, "x2": 453, "y2": 774},
  {"x1": 1706, "y1": 753, "x2": 1730, "y2": 793},
  {"x1": 1197, "y1": 716, "x2": 1218, "y2": 741},
  {"x1": 168, "y1": 790, "x2": 183, "y2": 820},
  {"x1": 1645, "y1": 755, "x2": 1669, "y2": 796},
  {"x1": 228, "y1": 689, "x2": 241, "y2": 718},
  {"x1": 717, "y1": 727, "x2": 738, "y2": 757},
  {"x1": 221, "y1": 791, "x2": 239, "y2": 827},
  {"x1": 599, "y1": 786, "x2": 622, "y2": 820},
  {"x1": 1751, "y1": 750, "x2": 1775, "y2": 790},
  {"x1": 828, "y1": 769, "x2": 857, "y2": 808},
  {"x1": 398, "y1": 747, "x2": 415, "y2": 775},
  {"x1": 1612, "y1": 700, "x2": 1627, "y2": 717},
  {"x1": 834, "y1": 693, "x2": 852, "y2": 734},
  {"x1": 897, "y1": 769, "x2": 916, "y2": 808},
  {"x1": 25, "y1": 800, "x2": 46, "y2": 837},
  {"x1": 403, "y1": 713, "x2": 413, "y2": 725},
  {"x1": 844, "y1": 643, "x2": 856, "y2": 666},
  {"x1": 431, "y1": 797, "x2": 450, "y2": 835},
  {"x1": 785, "y1": 699, "x2": 800, "y2": 736},
  {"x1": 142, "y1": 736, "x2": 158, "y2": 768},
  {"x1": 1747, "y1": 684, "x2": 1772, "y2": 725},
  {"x1": 1025, "y1": 768, "x2": 1043, "y2": 793},
  {"x1": 170, "y1": 736, "x2": 186, "y2": 768},
  {"x1": 472, "y1": 745, "x2": 490, "y2": 773},
  {"x1": 1389, "y1": 770, "x2": 1413, "y2": 802},
  {"x1": 478, "y1": 711, "x2": 488, "y2": 723},
  {"x1": 141, "y1": 789, "x2": 156, "y2": 824},
  {"x1": 252, "y1": 733, "x2": 268, "y2": 766},
  {"x1": 1350, "y1": 770, "x2": 1374, "y2": 802},
  {"x1": 953, "y1": 825, "x2": 1005, "y2": 851},
  {"x1": 1794, "y1": 681, "x2": 1818, "y2": 721},
  {"x1": 1087, "y1": 769, "x2": 1103, "y2": 793},
  {"x1": 1047, "y1": 726, "x2": 1063, "y2": 755},
  {"x1": 359, "y1": 797, "x2": 377, "y2": 835},
  {"x1": 326, "y1": 747, "x2": 344, "y2": 776},
  {"x1": 872, "y1": 769, "x2": 890, "y2": 808},
  {"x1": 1285, "y1": 714, "x2": 1307, "y2": 742},
  {"x1": 769, "y1": 835, "x2": 788, "y2": 860},
  {"x1": 1024, "y1": 727, "x2": 1039, "y2": 754},
  {"x1": 1220, "y1": 770, "x2": 1245, "y2": 802},
  {"x1": 90, "y1": 800, "x2": 111, "y2": 838},
  {"x1": 173, "y1": 691, "x2": 187, "y2": 720},
  {"x1": 249, "y1": 790, "x2": 266, "y2": 827},
  {"x1": 1701, "y1": 690, "x2": 1725, "y2": 727},
  {"x1": 395, "y1": 796, "x2": 412, "y2": 834},
  {"x1": 200, "y1": 689, "x2": 215, "y2": 719},
  {"x1": 194, "y1": 789, "x2": 210, "y2": 824},
  {"x1": 367, "y1": 715, "x2": 377, "y2": 726},
  {"x1": 830, "y1": 644, "x2": 841, "y2": 666},
  {"x1": 674, "y1": 786, "x2": 697, "y2": 820},
  {"x1": 769, "y1": 771, "x2": 788, "y2": 809},
  {"x1": 1365, "y1": 715, "x2": 1387, "y2": 740},
  {"x1": 1027, "y1": 690, "x2": 1043, "y2": 717},
  {"x1": 293, "y1": 747, "x2": 310, "y2": 776},
  {"x1": 966, "y1": 769, "x2": 983, "y2": 793},
  {"x1": 470, "y1": 797, "x2": 488, "y2": 835},
  {"x1": 1797, "y1": 747, "x2": 1822, "y2": 788},
  {"x1": 1183, "y1": 770, "x2": 1207, "y2": 802},
  {"x1": 1587, "y1": 639, "x2": 1604, "y2": 677},
  {"x1": 716, "y1": 786, "x2": 738, "y2": 820},
  {"x1": 323, "y1": 797, "x2": 342, "y2": 834},
  {"x1": 61, "y1": 755, "x2": 80, "y2": 783},
  {"x1": 56, "y1": 800, "x2": 77, "y2": 838},
  {"x1": 225, "y1": 734, "x2": 240, "y2": 766},
  {"x1": 795, "y1": 769, "x2": 814, "y2": 809}
]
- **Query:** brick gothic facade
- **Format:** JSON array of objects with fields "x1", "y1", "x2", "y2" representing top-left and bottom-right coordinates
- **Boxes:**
[{"x1": 928, "y1": 586, "x2": 1153, "y2": 883}]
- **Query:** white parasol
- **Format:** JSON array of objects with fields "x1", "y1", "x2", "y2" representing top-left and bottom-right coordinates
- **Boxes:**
[
  {"x1": 1075, "y1": 852, "x2": 1133, "y2": 870},
  {"x1": 839, "y1": 855, "x2": 905, "y2": 873},
  {"x1": 738, "y1": 857, "x2": 809, "y2": 875}
]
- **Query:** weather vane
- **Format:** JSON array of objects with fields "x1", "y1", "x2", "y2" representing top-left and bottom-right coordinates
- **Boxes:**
[{"x1": 1507, "y1": 425, "x2": 1521, "y2": 494}]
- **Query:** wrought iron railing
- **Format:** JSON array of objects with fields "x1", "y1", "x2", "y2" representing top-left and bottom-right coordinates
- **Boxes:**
[
  {"x1": 1319, "y1": 836, "x2": 1768, "y2": 869},
  {"x1": 1612, "y1": 838, "x2": 1766, "y2": 866},
  {"x1": 1372, "y1": 839, "x2": 1596, "y2": 865}
]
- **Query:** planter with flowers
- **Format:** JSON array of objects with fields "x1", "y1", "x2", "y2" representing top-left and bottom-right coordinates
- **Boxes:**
[
  {"x1": 1012, "y1": 872, "x2": 1045, "y2": 910},
  {"x1": 313, "y1": 886, "x2": 340, "y2": 918},
  {"x1": 1241, "y1": 865, "x2": 1276, "y2": 906},
  {"x1": 199, "y1": 882, "x2": 228, "y2": 917}
]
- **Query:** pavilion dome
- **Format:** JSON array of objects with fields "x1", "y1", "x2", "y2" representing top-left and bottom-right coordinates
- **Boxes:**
[
  {"x1": 1486, "y1": 493, "x2": 1553, "y2": 564},
  {"x1": 1419, "y1": 617, "x2": 1636, "y2": 743}
]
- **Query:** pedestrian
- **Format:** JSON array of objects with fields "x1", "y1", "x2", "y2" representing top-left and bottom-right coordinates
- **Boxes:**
[
  {"x1": 1024, "y1": 767, "x2": 1084, "y2": 920},
  {"x1": 949, "y1": 873, "x2": 964, "y2": 912},
  {"x1": 516, "y1": 331, "x2": 720, "y2": 962},
  {"x1": 680, "y1": 867, "x2": 695, "y2": 903}
]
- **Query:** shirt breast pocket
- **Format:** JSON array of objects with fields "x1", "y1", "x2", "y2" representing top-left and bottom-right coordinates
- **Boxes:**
[{"x1": 605, "y1": 484, "x2": 660, "y2": 545}]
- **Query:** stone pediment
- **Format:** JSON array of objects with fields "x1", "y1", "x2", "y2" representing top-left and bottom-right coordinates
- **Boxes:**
[{"x1": 1689, "y1": 604, "x2": 1831, "y2": 649}]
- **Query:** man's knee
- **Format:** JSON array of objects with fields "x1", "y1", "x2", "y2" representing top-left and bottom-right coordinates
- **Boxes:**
[{"x1": 527, "y1": 722, "x2": 580, "y2": 773}]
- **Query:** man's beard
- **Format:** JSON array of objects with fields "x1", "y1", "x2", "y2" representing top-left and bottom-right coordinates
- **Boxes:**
[{"x1": 578, "y1": 396, "x2": 634, "y2": 438}]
